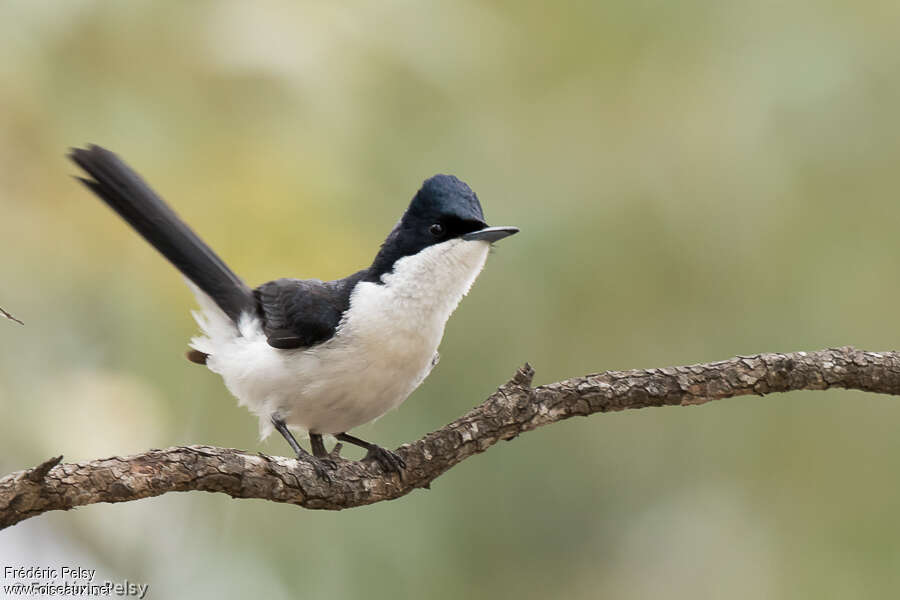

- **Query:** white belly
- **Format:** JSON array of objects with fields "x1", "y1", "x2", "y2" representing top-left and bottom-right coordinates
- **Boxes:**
[{"x1": 188, "y1": 238, "x2": 491, "y2": 437}]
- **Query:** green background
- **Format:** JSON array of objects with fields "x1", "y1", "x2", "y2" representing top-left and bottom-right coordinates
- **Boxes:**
[{"x1": 3, "y1": 1, "x2": 900, "y2": 597}]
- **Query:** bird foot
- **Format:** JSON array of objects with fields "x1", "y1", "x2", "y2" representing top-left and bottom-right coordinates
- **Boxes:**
[
  {"x1": 327, "y1": 442, "x2": 345, "y2": 461},
  {"x1": 299, "y1": 454, "x2": 337, "y2": 483},
  {"x1": 364, "y1": 445, "x2": 406, "y2": 474}
]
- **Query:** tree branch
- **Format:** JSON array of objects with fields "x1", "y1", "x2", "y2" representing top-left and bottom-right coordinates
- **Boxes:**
[{"x1": 3, "y1": 346, "x2": 899, "y2": 529}]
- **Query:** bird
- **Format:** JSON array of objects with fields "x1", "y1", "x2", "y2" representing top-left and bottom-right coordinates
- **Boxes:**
[{"x1": 68, "y1": 145, "x2": 518, "y2": 480}]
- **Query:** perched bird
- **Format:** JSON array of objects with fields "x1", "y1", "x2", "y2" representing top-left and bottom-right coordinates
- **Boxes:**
[{"x1": 69, "y1": 145, "x2": 518, "y2": 479}]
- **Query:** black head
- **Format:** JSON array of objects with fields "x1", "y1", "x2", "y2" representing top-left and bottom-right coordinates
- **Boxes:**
[
  {"x1": 367, "y1": 174, "x2": 517, "y2": 280},
  {"x1": 408, "y1": 174, "x2": 486, "y2": 227}
]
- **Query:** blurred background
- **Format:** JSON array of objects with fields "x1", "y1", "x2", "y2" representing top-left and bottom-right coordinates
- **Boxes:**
[{"x1": 3, "y1": 0, "x2": 900, "y2": 597}]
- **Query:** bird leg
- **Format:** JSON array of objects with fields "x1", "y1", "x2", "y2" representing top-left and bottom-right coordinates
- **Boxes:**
[
  {"x1": 309, "y1": 434, "x2": 345, "y2": 461},
  {"x1": 335, "y1": 432, "x2": 406, "y2": 474},
  {"x1": 309, "y1": 433, "x2": 327, "y2": 457},
  {"x1": 271, "y1": 416, "x2": 335, "y2": 481},
  {"x1": 310, "y1": 432, "x2": 342, "y2": 468}
]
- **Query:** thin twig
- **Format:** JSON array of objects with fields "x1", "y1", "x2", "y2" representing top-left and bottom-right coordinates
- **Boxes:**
[{"x1": 0, "y1": 306, "x2": 23, "y2": 326}]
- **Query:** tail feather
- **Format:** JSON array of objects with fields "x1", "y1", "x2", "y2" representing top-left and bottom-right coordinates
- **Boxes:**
[{"x1": 69, "y1": 145, "x2": 256, "y2": 323}]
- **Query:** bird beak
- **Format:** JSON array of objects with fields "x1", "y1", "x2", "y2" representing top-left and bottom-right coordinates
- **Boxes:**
[{"x1": 462, "y1": 226, "x2": 520, "y2": 243}]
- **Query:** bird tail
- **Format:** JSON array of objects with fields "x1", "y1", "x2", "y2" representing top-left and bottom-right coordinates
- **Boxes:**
[{"x1": 69, "y1": 145, "x2": 256, "y2": 324}]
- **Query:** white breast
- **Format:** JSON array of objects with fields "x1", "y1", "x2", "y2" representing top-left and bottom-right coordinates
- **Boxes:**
[{"x1": 189, "y1": 238, "x2": 491, "y2": 438}]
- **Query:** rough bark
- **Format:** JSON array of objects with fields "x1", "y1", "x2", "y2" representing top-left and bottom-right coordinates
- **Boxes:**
[{"x1": 2, "y1": 346, "x2": 899, "y2": 529}]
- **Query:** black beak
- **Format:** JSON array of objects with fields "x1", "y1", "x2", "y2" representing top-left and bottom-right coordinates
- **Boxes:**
[{"x1": 462, "y1": 226, "x2": 520, "y2": 243}]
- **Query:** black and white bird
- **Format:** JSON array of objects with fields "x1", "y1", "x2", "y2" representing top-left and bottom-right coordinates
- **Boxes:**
[{"x1": 69, "y1": 145, "x2": 518, "y2": 479}]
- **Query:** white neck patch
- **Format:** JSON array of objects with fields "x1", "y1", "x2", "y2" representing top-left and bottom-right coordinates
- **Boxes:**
[
  {"x1": 377, "y1": 237, "x2": 490, "y2": 318},
  {"x1": 339, "y1": 237, "x2": 491, "y2": 354}
]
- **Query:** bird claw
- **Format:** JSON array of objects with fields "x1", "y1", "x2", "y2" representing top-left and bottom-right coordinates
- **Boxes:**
[
  {"x1": 327, "y1": 442, "x2": 344, "y2": 461},
  {"x1": 299, "y1": 455, "x2": 336, "y2": 483},
  {"x1": 364, "y1": 445, "x2": 406, "y2": 474}
]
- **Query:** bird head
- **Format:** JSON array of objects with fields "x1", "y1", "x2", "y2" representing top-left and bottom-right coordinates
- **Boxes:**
[{"x1": 369, "y1": 175, "x2": 518, "y2": 278}]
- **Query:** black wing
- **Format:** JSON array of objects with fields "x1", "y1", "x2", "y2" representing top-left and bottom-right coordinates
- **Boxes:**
[{"x1": 254, "y1": 271, "x2": 367, "y2": 349}]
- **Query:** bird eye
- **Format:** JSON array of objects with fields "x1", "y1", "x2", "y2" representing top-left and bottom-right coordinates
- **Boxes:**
[{"x1": 429, "y1": 223, "x2": 445, "y2": 236}]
